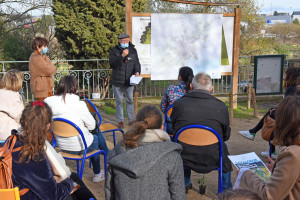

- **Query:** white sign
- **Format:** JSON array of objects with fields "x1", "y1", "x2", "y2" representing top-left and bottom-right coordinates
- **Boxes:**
[{"x1": 151, "y1": 13, "x2": 223, "y2": 80}]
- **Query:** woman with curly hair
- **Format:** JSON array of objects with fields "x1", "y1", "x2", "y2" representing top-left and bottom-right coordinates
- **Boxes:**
[{"x1": 10, "y1": 102, "x2": 96, "y2": 200}]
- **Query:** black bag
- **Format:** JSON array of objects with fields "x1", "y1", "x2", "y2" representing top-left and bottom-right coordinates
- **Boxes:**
[{"x1": 90, "y1": 112, "x2": 100, "y2": 135}]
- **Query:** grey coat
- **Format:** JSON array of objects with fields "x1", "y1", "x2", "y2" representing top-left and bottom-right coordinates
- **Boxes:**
[{"x1": 105, "y1": 129, "x2": 186, "y2": 200}]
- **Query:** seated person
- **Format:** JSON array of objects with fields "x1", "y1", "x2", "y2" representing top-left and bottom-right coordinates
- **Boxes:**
[
  {"x1": 171, "y1": 72, "x2": 232, "y2": 192},
  {"x1": 236, "y1": 95, "x2": 300, "y2": 200},
  {"x1": 160, "y1": 66, "x2": 194, "y2": 134},
  {"x1": 0, "y1": 69, "x2": 24, "y2": 140},
  {"x1": 45, "y1": 75, "x2": 108, "y2": 182},
  {"x1": 105, "y1": 106, "x2": 185, "y2": 200},
  {"x1": 10, "y1": 101, "x2": 96, "y2": 200},
  {"x1": 239, "y1": 67, "x2": 300, "y2": 159}
]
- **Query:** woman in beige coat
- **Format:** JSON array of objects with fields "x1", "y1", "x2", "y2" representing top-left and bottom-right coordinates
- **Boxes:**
[
  {"x1": 29, "y1": 37, "x2": 56, "y2": 101},
  {"x1": 237, "y1": 94, "x2": 300, "y2": 200},
  {"x1": 0, "y1": 69, "x2": 24, "y2": 140}
]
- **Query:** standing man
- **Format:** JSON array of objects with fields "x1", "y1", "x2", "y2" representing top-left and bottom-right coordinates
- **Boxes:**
[
  {"x1": 109, "y1": 33, "x2": 141, "y2": 128},
  {"x1": 171, "y1": 72, "x2": 232, "y2": 193}
]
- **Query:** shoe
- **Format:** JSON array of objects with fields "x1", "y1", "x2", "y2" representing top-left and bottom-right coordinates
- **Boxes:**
[
  {"x1": 118, "y1": 121, "x2": 124, "y2": 129},
  {"x1": 239, "y1": 130, "x2": 255, "y2": 140},
  {"x1": 185, "y1": 183, "x2": 192, "y2": 194},
  {"x1": 93, "y1": 170, "x2": 105, "y2": 182},
  {"x1": 261, "y1": 150, "x2": 277, "y2": 159}
]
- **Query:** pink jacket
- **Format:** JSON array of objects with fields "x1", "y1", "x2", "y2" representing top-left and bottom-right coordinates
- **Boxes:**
[{"x1": 0, "y1": 89, "x2": 24, "y2": 140}]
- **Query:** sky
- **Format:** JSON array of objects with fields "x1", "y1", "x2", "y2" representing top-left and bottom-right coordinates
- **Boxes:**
[{"x1": 257, "y1": 0, "x2": 300, "y2": 14}]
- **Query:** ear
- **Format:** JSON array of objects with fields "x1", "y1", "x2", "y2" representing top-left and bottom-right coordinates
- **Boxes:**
[
  {"x1": 209, "y1": 85, "x2": 213, "y2": 93},
  {"x1": 46, "y1": 123, "x2": 51, "y2": 130},
  {"x1": 190, "y1": 83, "x2": 193, "y2": 91},
  {"x1": 178, "y1": 75, "x2": 182, "y2": 81},
  {"x1": 160, "y1": 125, "x2": 164, "y2": 130}
]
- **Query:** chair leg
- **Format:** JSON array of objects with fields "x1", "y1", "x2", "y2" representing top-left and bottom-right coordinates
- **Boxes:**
[
  {"x1": 79, "y1": 159, "x2": 86, "y2": 179},
  {"x1": 103, "y1": 151, "x2": 107, "y2": 175},
  {"x1": 76, "y1": 160, "x2": 80, "y2": 176},
  {"x1": 113, "y1": 131, "x2": 116, "y2": 146}
]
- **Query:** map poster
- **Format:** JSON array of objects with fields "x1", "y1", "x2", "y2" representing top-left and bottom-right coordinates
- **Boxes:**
[
  {"x1": 132, "y1": 16, "x2": 151, "y2": 75},
  {"x1": 151, "y1": 13, "x2": 223, "y2": 80},
  {"x1": 228, "y1": 152, "x2": 271, "y2": 182}
]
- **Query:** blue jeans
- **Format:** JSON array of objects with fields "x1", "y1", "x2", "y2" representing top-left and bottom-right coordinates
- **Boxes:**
[
  {"x1": 63, "y1": 133, "x2": 108, "y2": 175},
  {"x1": 184, "y1": 168, "x2": 232, "y2": 190},
  {"x1": 113, "y1": 85, "x2": 134, "y2": 123}
]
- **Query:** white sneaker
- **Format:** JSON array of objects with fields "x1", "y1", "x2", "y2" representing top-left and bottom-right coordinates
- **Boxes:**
[
  {"x1": 261, "y1": 150, "x2": 277, "y2": 159},
  {"x1": 239, "y1": 130, "x2": 255, "y2": 140},
  {"x1": 93, "y1": 170, "x2": 105, "y2": 182}
]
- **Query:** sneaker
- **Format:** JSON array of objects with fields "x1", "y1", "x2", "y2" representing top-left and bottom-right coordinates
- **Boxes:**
[
  {"x1": 239, "y1": 130, "x2": 255, "y2": 140},
  {"x1": 261, "y1": 150, "x2": 277, "y2": 159},
  {"x1": 93, "y1": 170, "x2": 105, "y2": 182}
]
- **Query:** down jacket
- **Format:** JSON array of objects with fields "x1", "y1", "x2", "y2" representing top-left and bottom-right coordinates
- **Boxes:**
[
  {"x1": 109, "y1": 43, "x2": 141, "y2": 87},
  {"x1": 105, "y1": 129, "x2": 186, "y2": 200}
]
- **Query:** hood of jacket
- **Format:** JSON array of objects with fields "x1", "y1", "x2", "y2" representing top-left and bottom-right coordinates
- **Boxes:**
[
  {"x1": 107, "y1": 129, "x2": 182, "y2": 178},
  {"x1": 44, "y1": 94, "x2": 80, "y2": 116}
]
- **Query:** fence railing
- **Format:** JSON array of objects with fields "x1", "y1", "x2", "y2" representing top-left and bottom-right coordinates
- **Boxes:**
[{"x1": 0, "y1": 58, "x2": 263, "y2": 102}]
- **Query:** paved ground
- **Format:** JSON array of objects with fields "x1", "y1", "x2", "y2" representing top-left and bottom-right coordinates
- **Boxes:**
[{"x1": 66, "y1": 110, "x2": 274, "y2": 200}]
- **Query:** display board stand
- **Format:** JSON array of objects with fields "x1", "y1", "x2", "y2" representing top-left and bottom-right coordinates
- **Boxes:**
[{"x1": 125, "y1": 0, "x2": 243, "y2": 115}]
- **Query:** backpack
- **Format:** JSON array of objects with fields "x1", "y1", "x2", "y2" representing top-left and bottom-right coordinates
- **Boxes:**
[{"x1": 0, "y1": 133, "x2": 29, "y2": 195}]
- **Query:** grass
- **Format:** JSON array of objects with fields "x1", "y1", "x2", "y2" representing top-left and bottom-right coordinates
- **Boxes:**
[{"x1": 93, "y1": 95, "x2": 282, "y2": 119}]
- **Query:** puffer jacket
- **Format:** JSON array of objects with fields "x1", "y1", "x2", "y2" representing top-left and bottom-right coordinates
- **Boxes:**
[
  {"x1": 105, "y1": 129, "x2": 186, "y2": 200},
  {"x1": 109, "y1": 43, "x2": 141, "y2": 87}
]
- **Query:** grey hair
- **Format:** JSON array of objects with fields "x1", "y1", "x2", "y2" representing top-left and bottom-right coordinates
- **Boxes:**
[{"x1": 191, "y1": 72, "x2": 212, "y2": 91}]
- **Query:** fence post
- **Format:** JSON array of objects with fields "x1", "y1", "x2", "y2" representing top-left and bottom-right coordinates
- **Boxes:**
[
  {"x1": 134, "y1": 92, "x2": 139, "y2": 115},
  {"x1": 247, "y1": 83, "x2": 251, "y2": 109},
  {"x1": 251, "y1": 88, "x2": 258, "y2": 118},
  {"x1": 229, "y1": 93, "x2": 234, "y2": 126}
]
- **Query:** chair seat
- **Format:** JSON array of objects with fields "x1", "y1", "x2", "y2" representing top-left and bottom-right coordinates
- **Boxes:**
[
  {"x1": 100, "y1": 123, "x2": 119, "y2": 132},
  {"x1": 59, "y1": 150, "x2": 101, "y2": 159}
]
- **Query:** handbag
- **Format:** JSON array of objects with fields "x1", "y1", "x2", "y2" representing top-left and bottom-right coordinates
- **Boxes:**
[{"x1": 261, "y1": 115, "x2": 275, "y2": 141}]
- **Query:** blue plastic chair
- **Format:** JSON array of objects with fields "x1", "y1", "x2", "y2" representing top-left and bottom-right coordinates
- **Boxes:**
[
  {"x1": 164, "y1": 104, "x2": 173, "y2": 133},
  {"x1": 51, "y1": 117, "x2": 107, "y2": 179},
  {"x1": 173, "y1": 125, "x2": 223, "y2": 194},
  {"x1": 85, "y1": 98, "x2": 124, "y2": 146},
  {"x1": 0, "y1": 140, "x2": 5, "y2": 144}
]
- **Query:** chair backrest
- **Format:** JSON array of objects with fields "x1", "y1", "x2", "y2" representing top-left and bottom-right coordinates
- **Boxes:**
[
  {"x1": 51, "y1": 118, "x2": 88, "y2": 150},
  {"x1": 85, "y1": 98, "x2": 102, "y2": 126},
  {"x1": 164, "y1": 104, "x2": 173, "y2": 132},
  {"x1": 0, "y1": 187, "x2": 20, "y2": 200},
  {"x1": 173, "y1": 125, "x2": 222, "y2": 146}
]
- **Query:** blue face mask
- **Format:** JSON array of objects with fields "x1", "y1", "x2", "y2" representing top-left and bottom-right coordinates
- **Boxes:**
[
  {"x1": 41, "y1": 47, "x2": 48, "y2": 55},
  {"x1": 120, "y1": 43, "x2": 129, "y2": 49}
]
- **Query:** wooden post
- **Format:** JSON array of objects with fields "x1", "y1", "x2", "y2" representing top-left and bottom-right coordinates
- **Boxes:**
[
  {"x1": 251, "y1": 88, "x2": 258, "y2": 118},
  {"x1": 229, "y1": 93, "x2": 234, "y2": 126},
  {"x1": 125, "y1": 0, "x2": 133, "y2": 41},
  {"x1": 247, "y1": 84, "x2": 251, "y2": 109},
  {"x1": 231, "y1": 7, "x2": 242, "y2": 110},
  {"x1": 134, "y1": 92, "x2": 139, "y2": 115}
]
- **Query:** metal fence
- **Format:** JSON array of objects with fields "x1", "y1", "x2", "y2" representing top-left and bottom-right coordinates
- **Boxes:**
[{"x1": 0, "y1": 58, "x2": 257, "y2": 102}]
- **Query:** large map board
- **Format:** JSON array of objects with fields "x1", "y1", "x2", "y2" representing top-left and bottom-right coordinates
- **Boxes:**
[{"x1": 132, "y1": 14, "x2": 234, "y2": 80}]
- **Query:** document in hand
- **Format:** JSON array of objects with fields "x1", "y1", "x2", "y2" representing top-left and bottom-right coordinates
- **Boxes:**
[
  {"x1": 130, "y1": 75, "x2": 143, "y2": 85},
  {"x1": 228, "y1": 152, "x2": 271, "y2": 182}
]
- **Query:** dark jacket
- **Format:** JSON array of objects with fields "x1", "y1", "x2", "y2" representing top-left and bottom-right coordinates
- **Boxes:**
[
  {"x1": 109, "y1": 42, "x2": 141, "y2": 87},
  {"x1": 105, "y1": 129, "x2": 186, "y2": 200},
  {"x1": 11, "y1": 133, "x2": 73, "y2": 200},
  {"x1": 171, "y1": 89, "x2": 232, "y2": 173}
]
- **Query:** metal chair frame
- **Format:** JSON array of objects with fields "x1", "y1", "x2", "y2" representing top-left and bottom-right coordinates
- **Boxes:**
[
  {"x1": 164, "y1": 104, "x2": 174, "y2": 133},
  {"x1": 173, "y1": 124, "x2": 223, "y2": 194},
  {"x1": 51, "y1": 117, "x2": 107, "y2": 179},
  {"x1": 85, "y1": 98, "x2": 124, "y2": 146}
]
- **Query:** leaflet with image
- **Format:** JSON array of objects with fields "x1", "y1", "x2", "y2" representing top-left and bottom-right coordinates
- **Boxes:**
[{"x1": 228, "y1": 152, "x2": 271, "y2": 182}]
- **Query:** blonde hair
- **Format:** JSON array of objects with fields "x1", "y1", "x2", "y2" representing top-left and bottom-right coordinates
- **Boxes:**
[{"x1": 0, "y1": 69, "x2": 24, "y2": 92}]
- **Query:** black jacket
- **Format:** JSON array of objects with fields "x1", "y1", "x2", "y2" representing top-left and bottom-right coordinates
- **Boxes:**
[
  {"x1": 171, "y1": 89, "x2": 232, "y2": 173},
  {"x1": 109, "y1": 43, "x2": 141, "y2": 87}
]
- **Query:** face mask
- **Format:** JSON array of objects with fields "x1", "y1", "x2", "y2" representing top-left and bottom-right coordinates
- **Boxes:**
[
  {"x1": 120, "y1": 43, "x2": 129, "y2": 49},
  {"x1": 41, "y1": 47, "x2": 48, "y2": 55}
]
